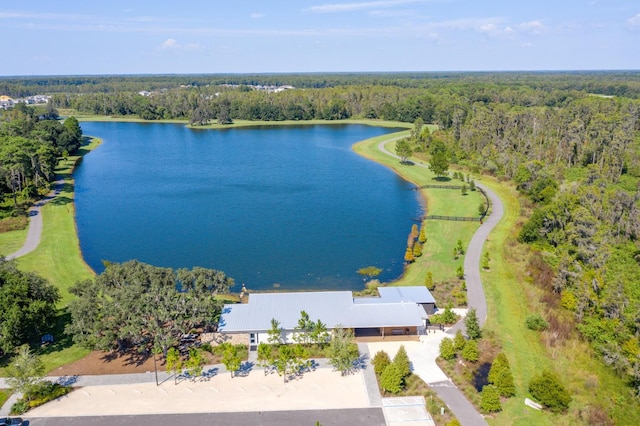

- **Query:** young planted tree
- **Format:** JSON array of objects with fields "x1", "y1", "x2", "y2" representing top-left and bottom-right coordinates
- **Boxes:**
[
  {"x1": 380, "y1": 362, "x2": 405, "y2": 394},
  {"x1": 220, "y1": 343, "x2": 242, "y2": 378},
  {"x1": 480, "y1": 384, "x2": 502, "y2": 413},
  {"x1": 309, "y1": 319, "x2": 330, "y2": 346},
  {"x1": 439, "y1": 337, "x2": 456, "y2": 361},
  {"x1": 5, "y1": 344, "x2": 45, "y2": 403},
  {"x1": 185, "y1": 347, "x2": 205, "y2": 381},
  {"x1": 257, "y1": 342, "x2": 274, "y2": 374},
  {"x1": 372, "y1": 351, "x2": 391, "y2": 376},
  {"x1": 461, "y1": 184, "x2": 468, "y2": 195},
  {"x1": 267, "y1": 318, "x2": 283, "y2": 345},
  {"x1": 465, "y1": 308, "x2": 481, "y2": 339},
  {"x1": 165, "y1": 347, "x2": 182, "y2": 384},
  {"x1": 456, "y1": 239, "x2": 464, "y2": 255},
  {"x1": 424, "y1": 271, "x2": 434, "y2": 290},
  {"x1": 413, "y1": 242, "x2": 423, "y2": 257},
  {"x1": 453, "y1": 330, "x2": 466, "y2": 352},
  {"x1": 456, "y1": 265, "x2": 464, "y2": 280},
  {"x1": 442, "y1": 302, "x2": 457, "y2": 324},
  {"x1": 293, "y1": 310, "x2": 312, "y2": 345},
  {"x1": 328, "y1": 326, "x2": 359, "y2": 376},
  {"x1": 418, "y1": 226, "x2": 427, "y2": 244},
  {"x1": 395, "y1": 138, "x2": 413, "y2": 163},
  {"x1": 488, "y1": 354, "x2": 516, "y2": 397},
  {"x1": 528, "y1": 370, "x2": 572, "y2": 412},
  {"x1": 461, "y1": 339, "x2": 479, "y2": 362},
  {"x1": 404, "y1": 246, "x2": 415, "y2": 263},
  {"x1": 469, "y1": 180, "x2": 476, "y2": 191},
  {"x1": 393, "y1": 345, "x2": 411, "y2": 379},
  {"x1": 481, "y1": 251, "x2": 490, "y2": 270}
]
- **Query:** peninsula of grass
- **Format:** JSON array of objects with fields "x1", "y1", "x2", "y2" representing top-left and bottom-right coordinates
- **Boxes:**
[{"x1": 353, "y1": 132, "x2": 483, "y2": 286}]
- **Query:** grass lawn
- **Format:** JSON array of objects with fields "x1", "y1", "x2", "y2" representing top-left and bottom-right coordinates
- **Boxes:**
[
  {"x1": 0, "y1": 227, "x2": 27, "y2": 257},
  {"x1": 353, "y1": 133, "x2": 483, "y2": 287},
  {"x1": 0, "y1": 389, "x2": 9, "y2": 408}
]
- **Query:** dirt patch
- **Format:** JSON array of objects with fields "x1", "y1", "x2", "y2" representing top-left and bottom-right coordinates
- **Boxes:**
[{"x1": 49, "y1": 350, "x2": 164, "y2": 376}]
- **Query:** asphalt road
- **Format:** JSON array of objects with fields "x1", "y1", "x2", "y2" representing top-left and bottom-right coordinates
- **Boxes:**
[{"x1": 27, "y1": 408, "x2": 386, "y2": 426}]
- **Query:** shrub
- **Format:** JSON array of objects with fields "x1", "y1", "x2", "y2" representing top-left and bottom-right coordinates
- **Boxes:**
[
  {"x1": 380, "y1": 362, "x2": 404, "y2": 394},
  {"x1": 480, "y1": 385, "x2": 502, "y2": 413},
  {"x1": 442, "y1": 303, "x2": 457, "y2": 324},
  {"x1": 529, "y1": 369, "x2": 572, "y2": 412},
  {"x1": 461, "y1": 339, "x2": 479, "y2": 362},
  {"x1": 453, "y1": 330, "x2": 466, "y2": 352},
  {"x1": 439, "y1": 338, "x2": 456, "y2": 361},
  {"x1": 526, "y1": 313, "x2": 549, "y2": 331},
  {"x1": 456, "y1": 265, "x2": 464, "y2": 279},
  {"x1": 372, "y1": 351, "x2": 391, "y2": 376},
  {"x1": 424, "y1": 271, "x2": 434, "y2": 290},
  {"x1": 393, "y1": 345, "x2": 411, "y2": 378},
  {"x1": 465, "y1": 308, "x2": 481, "y2": 339}
]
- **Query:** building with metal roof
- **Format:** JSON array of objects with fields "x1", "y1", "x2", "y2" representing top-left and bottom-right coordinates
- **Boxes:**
[{"x1": 218, "y1": 286, "x2": 436, "y2": 344}]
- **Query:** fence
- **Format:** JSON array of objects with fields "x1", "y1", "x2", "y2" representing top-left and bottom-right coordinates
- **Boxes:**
[{"x1": 414, "y1": 182, "x2": 491, "y2": 221}]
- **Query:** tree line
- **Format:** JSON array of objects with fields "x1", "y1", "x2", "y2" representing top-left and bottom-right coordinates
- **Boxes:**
[{"x1": 0, "y1": 103, "x2": 82, "y2": 210}]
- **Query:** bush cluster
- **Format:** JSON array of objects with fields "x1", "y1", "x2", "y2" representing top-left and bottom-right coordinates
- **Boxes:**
[
  {"x1": 528, "y1": 369, "x2": 572, "y2": 413},
  {"x1": 374, "y1": 346, "x2": 412, "y2": 395}
]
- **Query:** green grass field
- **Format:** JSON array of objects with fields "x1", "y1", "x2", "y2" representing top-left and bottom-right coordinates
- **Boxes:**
[
  {"x1": 0, "y1": 227, "x2": 28, "y2": 257},
  {"x1": 353, "y1": 132, "x2": 483, "y2": 286}
]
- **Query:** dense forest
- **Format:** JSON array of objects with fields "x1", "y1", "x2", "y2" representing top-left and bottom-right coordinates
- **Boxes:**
[
  {"x1": 0, "y1": 103, "x2": 82, "y2": 213},
  {"x1": 2, "y1": 71, "x2": 640, "y2": 412}
]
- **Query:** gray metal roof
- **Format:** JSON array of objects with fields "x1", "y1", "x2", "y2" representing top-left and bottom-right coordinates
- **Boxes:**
[
  {"x1": 377, "y1": 286, "x2": 436, "y2": 304},
  {"x1": 218, "y1": 289, "x2": 426, "y2": 333}
]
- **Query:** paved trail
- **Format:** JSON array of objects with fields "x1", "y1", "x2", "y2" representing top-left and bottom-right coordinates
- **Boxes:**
[
  {"x1": 376, "y1": 138, "x2": 506, "y2": 425},
  {"x1": 6, "y1": 179, "x2": 65, "y2": 260}
]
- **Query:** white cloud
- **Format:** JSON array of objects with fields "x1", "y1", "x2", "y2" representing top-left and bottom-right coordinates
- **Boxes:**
[
  {"x1": 306, "y1": 0, "x2": 433, "y2": 14},
  {"x1": 250, "y1": 13, "x2": 264, "y2": 19},
  {"x1": 628, "y1": 13, "x2": 640, "y2": 28},
  {"x1": 158, "y1": 38, "x2": 203, "y2": 51},
  {"x1": 518, "y1": 20, "x2": 547, "y2": 35},
  {"x1": 478, "y1": 22, "x2": 516, "y2": 38}
]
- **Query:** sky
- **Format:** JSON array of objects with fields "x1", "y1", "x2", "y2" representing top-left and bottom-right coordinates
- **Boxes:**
[{"x1": 0, "y1": 0, "x2": 638, "y2": 75}]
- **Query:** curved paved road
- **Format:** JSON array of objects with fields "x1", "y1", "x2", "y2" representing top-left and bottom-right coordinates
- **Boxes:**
[
  {"x1": 6, "y1": 179, "x2": 64, "y2": 260},
  {"x1": 377, "y1": 138, "x2": 505, "y2": 426}
]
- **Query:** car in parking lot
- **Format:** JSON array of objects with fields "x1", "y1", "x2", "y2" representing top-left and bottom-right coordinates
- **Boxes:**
[{"x1": 0, "y1": 417, "x2": 23, "y2": 426}]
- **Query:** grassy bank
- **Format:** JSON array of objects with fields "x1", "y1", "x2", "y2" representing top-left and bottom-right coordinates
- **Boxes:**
[
  {"x1": 356, "y1": 133, "x2": 639, "y2": 425},
  {"x1": 16, "y1": 138, "x2": 99, "y2": 305},
  {"x1": 353, "y1": 133, "x2": 483, "y2": 287},
  {"x1": 0, "y1": 227, "x2": 28, "y2": 257}
]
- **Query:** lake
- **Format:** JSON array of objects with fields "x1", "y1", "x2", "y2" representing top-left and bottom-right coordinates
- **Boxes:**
[{"x1": 75, "y1": 122, "x2": 423, "y2": 291}]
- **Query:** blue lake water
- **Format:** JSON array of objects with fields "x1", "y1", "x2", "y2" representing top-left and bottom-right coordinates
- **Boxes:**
[{"x1": 75, "y1": 122, "x2": 423, "y2": 291}]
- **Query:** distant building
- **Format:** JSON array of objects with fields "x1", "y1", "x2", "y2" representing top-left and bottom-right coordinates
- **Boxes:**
[{"x1": 218, "y1": 286, "x2": 436, "y2": 346}]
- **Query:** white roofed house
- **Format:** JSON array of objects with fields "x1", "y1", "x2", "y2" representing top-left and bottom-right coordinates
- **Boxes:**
[{"x1": 218, "y1": 286, "x2": 437, "y2": 346}]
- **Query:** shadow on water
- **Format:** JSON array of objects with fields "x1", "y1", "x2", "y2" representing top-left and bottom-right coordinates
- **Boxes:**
[{"x1": 473, "y1": 362, "x2": 492, "y2": 392}]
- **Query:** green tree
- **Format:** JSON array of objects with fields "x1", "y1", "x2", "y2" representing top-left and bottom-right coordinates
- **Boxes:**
[
  {"x1": 5, "y1": 344, "x2": 45, "y2": 402},
  {"x1": 165, "y1": 347, "x2": 182, "y2": 384},
  {"x1": 442, "y1": 302, "x2": 457, "y2": 324},
  {"x1": 453, "y1": 330, "x2": 466, "y2": 352},
  {"x1": 220, "y1": 343, "x2": 242, "y2": 378},
  {"x1": 461, "y1": 184, "x2": 468, "y2": 195},
  {"x1": 529, "y1": 370, "x2": 572, "y2": 412},
  {"x1": 481, "y1": 251, "x2": 490, "y2": 270},
  {"x1": 185, "y1": 347, "x2": 205, "y2": 381},
  {"x1": 456, "y1": 265, "x2": 464, "y2": 279},
  {"x1": 267, "y1": 318, "x2": 283, "y2": 345},
  {"x1": 439, "y1": 337, "x2": 456, "y2": 360},
  {"x1": 328, "y1": 326, "x2": 359, "y2": 376},
  {"x1": 372, "y1": 350, "x2": 391, "y2": 376},
  {"x1": 424, "y1": 271, "x2": 434, "y2": 290},
  {"x1": 429, "y1": 140, "x2": 449, "y2": 177},
  {"x1": 380, "y1": 362, "x2": 404, "y2": 394},
  {"x1": 257, "y1": 342, "x2": 274, "y2": 373},
  {"x1": 480, "y1": 384, "x2": 502, "y2": 413},
  {"x1": 456, "y1": 239, "x2": 464, "y2": 255},
  {"x1": 404, "y1": 246, "x2": 415, "y2": 263},
  {"x1": 418, "y1": 226, "x2": 427, "y2": 243},
  {"x1": 465, "y1": 308, "x2": 481, "y2": 339},
  {"x1": 469, "y1": 180, "x2": 476, "y2": 191},
  {"x1": 413, "y1": 242, "x2": 423, "y2": 257},
  {"x1": 0, "y1": 260, "x2": 59, "y2": 352},
  {"x1": 309, "y1": 319, "x2": 330, "y2": 346},
  {"x1": 393, "y1": 345, "x2": 411, "y2": 378},
  {"x1": 395, "y1": 138, "x2": 413, "y2": 163},
  {"x1": 461, "y1": 339, "x2": 479, "y2": 362},
  {"x1": 293, "y1": 310, "x2": 312, "y2": 345}
]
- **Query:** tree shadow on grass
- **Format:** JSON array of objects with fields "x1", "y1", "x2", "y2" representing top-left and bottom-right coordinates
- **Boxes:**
[{"x1": 433, "y1": 176, "x2": 452, "y2": 182}]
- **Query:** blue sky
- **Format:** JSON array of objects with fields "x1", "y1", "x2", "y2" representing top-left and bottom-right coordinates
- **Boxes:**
[{"x1": 1, "y1": 0, "x2": 638, "y2": 75}]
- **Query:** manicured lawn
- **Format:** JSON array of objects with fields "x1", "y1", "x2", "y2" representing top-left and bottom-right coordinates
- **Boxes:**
[
  {"x1": 15, "y1": 139, "x2": 99, "y2": 305},
  {"x1": 353, "y1": 133, "x2": 482, "y2": 286},
  {"x1": 0, "y1": 228, "x2": 27, "y2": 257}
]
